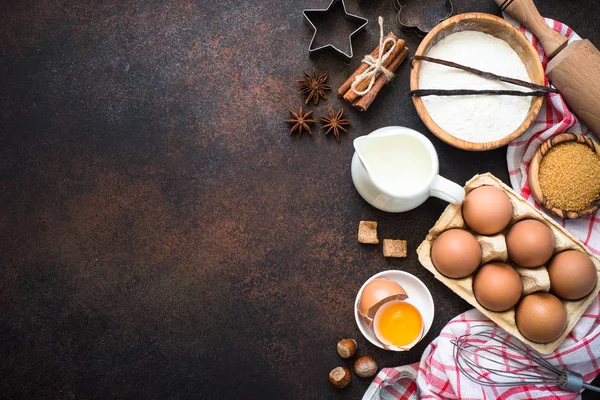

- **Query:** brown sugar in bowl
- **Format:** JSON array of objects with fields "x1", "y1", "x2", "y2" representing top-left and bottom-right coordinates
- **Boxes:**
[
  {"x1": 529, "y1": 133, "x2": 600, "y2": 218},
  {"x1": 410, "y1": 13, "x2": 545, "y2": 151}
]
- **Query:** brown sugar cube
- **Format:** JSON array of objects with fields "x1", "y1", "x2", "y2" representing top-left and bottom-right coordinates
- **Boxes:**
[
  {"x1": 358, "y1": 221, "x2": 379, "y2": 244},
  {"x1": 383, "y1": 239, "x2": 407, "y2": 258}
]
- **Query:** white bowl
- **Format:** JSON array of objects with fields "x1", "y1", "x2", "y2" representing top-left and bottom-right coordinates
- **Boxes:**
[{"x1": 354, "y1": 270, "x2": 435, "y2": 350}]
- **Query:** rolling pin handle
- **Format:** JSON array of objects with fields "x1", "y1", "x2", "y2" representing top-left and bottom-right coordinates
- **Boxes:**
[{"x1": 495, "y1": 0, "x2": 568, "y2": 58}]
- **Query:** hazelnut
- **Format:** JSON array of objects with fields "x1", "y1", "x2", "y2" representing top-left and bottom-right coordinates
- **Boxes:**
[
  {"x1": 337, "y1": 339, "x2": 357, "y2": 358},
  {"x1": 354, "y1": 355, "x2": 377, "y2": 378},
  {"x1": 329, "y1": 366, "x2": 351, "y2": 389}
]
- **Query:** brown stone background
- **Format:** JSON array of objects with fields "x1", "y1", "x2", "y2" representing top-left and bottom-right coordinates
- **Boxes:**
[{"x1": 1, "y1": 0, "x2": 599, "y2": 398}]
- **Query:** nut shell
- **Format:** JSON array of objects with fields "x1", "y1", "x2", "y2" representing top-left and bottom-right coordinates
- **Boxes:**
[
  {"x1": 354, "y1": 355, "x2": 377, "y2": 378},
  {"x1": 336, "y1": 339, "x2": 357, "y2": 358},
  {"x1": 329, "y1": 367, "x2": 351, "y2": 389}
]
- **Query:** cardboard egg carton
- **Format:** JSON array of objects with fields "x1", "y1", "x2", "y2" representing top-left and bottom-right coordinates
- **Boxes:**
[{"x1": 417, "y1": 173, "x2": 600, "y2": 354}]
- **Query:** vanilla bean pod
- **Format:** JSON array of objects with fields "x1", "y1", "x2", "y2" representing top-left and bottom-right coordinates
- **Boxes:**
[
  {"x1": 411, "y1": 55, "x2": 559, "y2": 94},
  {"x1": 407, "y1": 89, "x2": 551, "y2": 97}
]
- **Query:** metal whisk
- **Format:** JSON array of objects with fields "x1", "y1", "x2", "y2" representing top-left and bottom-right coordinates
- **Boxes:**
[{"x1": 451, "y1": 327, "x2": 600, "y2": 393}]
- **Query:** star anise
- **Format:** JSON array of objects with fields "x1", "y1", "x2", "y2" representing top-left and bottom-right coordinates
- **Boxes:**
[
  {"x1": 285, "y1": 106, "x2": 316, "y2": 136},
  {"x1": 297, "y1": 68, "x2": 331, "y2": 105},
  {"x1": 320, "y1": 107, "x2": 351, "y2": 142}
]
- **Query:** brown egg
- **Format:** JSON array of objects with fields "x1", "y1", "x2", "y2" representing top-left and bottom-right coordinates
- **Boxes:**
[
  {"x1": 462, "y1": 186, "x2": 513, "y2": 235},
  {"x1": 358, "y1": 279, "x2": 408, "y2": 324},
  {"x1": 431, "y1": 229, "x2": 481, "y2": 279},
  {"x1": 473, "y1": 262, "x2": 522, "y2": 312},
  {"x1": 506, "y1": 220, "x2": 555, "y2": 268},
  {"x1": 515, "y1": 292, "x2": 567, "y2": 343},
  {"x1": 548, "y1": 250, "x2": 598, "y2": 300}
]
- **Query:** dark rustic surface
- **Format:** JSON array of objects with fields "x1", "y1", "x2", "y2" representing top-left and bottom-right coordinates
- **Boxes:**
[{"x1": 1, "y1": 0, "x2": 599, "y2": 399}]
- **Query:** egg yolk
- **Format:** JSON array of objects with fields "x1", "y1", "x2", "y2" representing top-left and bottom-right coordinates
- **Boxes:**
[{"x1": 376, "y1": 302, "x2": 423, "y2": 346}]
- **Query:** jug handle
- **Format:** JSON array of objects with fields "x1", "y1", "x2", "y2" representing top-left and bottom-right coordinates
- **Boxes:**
[{"x1": 430, "y1": 175, "x2": 465, "y2": 204}]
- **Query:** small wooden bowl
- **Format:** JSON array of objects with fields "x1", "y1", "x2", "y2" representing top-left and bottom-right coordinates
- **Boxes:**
[
  {"x1": 410, "y1": 13, "x2": 545, "y2": 151},
  {"x1": 529, "y1": 133, "x2": 600, "y2": 219}
]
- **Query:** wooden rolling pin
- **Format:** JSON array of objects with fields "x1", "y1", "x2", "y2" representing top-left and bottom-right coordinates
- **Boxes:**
[{"x1": 496, "y1": 0, "x2": 600, "y2": 139}]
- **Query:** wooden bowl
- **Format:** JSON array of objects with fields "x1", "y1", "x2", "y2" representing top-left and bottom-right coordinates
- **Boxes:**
[
  {"x1": 529, "y1": 133, "x2": 600, "y2": 219},
  {"x1": 410, "y1": 13, "x2": 545, "y2": 151}
]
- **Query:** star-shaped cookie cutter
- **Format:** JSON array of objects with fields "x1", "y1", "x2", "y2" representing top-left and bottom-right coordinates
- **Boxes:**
[{"x1": 303, "y1": 0, "x2": 368, "y2": 60}]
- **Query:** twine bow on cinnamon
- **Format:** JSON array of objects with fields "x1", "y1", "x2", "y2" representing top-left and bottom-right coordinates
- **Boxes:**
[
  {"x1": 351, "y1": 17, "x2": 397, "y2": 96},
  {"x1": 338, "y1": 19, "x2": 408, "y2": 111}
]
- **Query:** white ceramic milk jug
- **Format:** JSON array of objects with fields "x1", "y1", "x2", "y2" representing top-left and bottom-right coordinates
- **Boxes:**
[{"x1": 351, "y1": 126, "x2": 464, "y2": 213}]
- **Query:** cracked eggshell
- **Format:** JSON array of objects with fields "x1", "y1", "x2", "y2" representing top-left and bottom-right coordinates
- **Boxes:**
[
  {"x1": 357, "y1": 278, "x2": 408, "y2": 325},
  {"x1": 372, "y1": 300, "x2": 423, "y2": 351}
]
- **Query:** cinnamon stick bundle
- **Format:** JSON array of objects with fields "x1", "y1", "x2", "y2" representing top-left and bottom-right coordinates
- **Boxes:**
[
  {"x1": 355, "y1": 46, "x2": 409, "y2": 112},
  {"x1": 338, "y1": 32, "x2": 409, "y2": 112},
  {"x1": 337, "y1": 32, "x2": 397, "y2": 96}
]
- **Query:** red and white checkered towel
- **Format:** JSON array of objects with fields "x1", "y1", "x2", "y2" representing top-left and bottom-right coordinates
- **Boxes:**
[
  {"x1": 505, "y1": 16, "x2": 600, "y2": 256},
  {"x1": 363, "y1": 17, "x2": 600, "y2": 400}
]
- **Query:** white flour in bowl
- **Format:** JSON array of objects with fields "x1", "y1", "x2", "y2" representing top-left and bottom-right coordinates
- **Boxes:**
[{"x1": 418, "y1": 31, "x2": 532, "y2": 143}]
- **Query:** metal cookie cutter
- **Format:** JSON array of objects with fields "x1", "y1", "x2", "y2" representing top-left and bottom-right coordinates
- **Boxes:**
[
  {"x1": 303, "y1": 0, "x2": 368, "y2": 60},
  {"x1": 393, "y1": 0, "x2": 453, "y2": 36}
]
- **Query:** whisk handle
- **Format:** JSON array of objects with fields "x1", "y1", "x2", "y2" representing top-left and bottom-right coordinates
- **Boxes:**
[
  {"x1": 563, "y1": 372, "x2": 584, "y2": 392},
  {"x1": 582, "y1": 382, "x2": 600, "y2": 392},
  {"x1": 563, "y1": 371, "x2": 600, "y2": 392}
]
